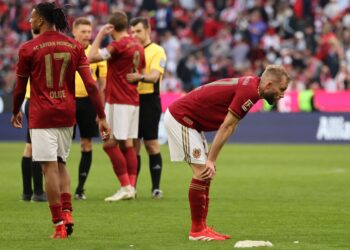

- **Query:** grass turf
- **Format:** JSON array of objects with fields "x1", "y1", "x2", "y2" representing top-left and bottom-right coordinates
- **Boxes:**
[{"x1": 0, "y1": 142, "x2": 349, "y2": 250}]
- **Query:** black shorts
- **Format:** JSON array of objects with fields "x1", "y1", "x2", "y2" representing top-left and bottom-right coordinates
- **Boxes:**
[
  {"x1": 138, "y1": 94, "x2": 162, "y2": 140},
  {"x1": 74, "y1": 97, "x2": 99, "y2": 139},
  {"x1": 25, "y1": 99, "x2": 31, "y2": 143}
]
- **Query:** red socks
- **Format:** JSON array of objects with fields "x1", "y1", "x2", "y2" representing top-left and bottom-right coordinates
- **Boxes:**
[
  {"x1": 61, "y1": 193, "x2": 72, "y2": 212},
  {"x1": 49, "y1": 203, "x2": 63, "y2": 224},
  {"x1": 203, "y1": 180, "x2": 211, "y2": 227},
  {"x1": 122, "y1": 147, "x2": 138, "y2": 187},
  {"x1": 104, "y1": 146, "x2": 130, "y2": 186},
  {"x1": 188, "y1": 178, "x2": 210, "y2": 232}
]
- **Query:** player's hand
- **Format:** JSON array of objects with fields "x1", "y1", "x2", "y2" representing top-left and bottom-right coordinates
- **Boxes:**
[
  {"x1": 126, "y1": 73, "x2": 141, "y2": 84},
  {"x1": 100, "y1": 24, "x2": 114, "y2": 36},
  {"x1": 201, "y1": 160, "x2": 216, "y2": 180},
  {"x1": 98, "y1": 118, "x2": 110, "y2": 141},
  {"x1": 11, "y1": 112, "x2": 23, "y2": 128}
]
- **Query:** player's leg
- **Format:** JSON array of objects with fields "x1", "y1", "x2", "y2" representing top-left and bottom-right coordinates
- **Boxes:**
[
  {"x1": 31, "y1": 159, "x2": 46, "y2": 201},
  {"x1": 31, "y1": 128, "x2": 67, "y2": 239},
  {"x1": 57, "y1": 127, "x2": 74, "y2": 236},
  {"x1": 103, "y1": 104, "x2": 133, "y2": 201},
  {"x1": 120, "y1": 138, "x2": 138, "y2": 188},
  {"x1": 121, "y1": 105, "x2": 139, "y2": 188},
  {"x1": 140, "y1": 94, "x2": 163, "y2": 198},
  {"x1": 24, "y1": 99, "x2": 46, "y2": 202},
  {"x1": 164, "y1": 110, "x2": 225, "y2": 241},
  {"x1": 42, "y1": 161, "x2": 66, "y2": 239},
  {"x1": 75, "y1": 97, "x2": 98, "y2": 200},
  {"x1": 75, "y1": 137, "x2": 92, "y2": 199},
  {"x1": 136, "y1": 96, "x2": 144, "y2": 183},
  {"x1": 58, "y1": 161, "x2": 74, "y2": 236},
  {"x1": 144, "y1": 139, "x2": 163, "y2": 198},
  {"x1": 21, "y1": 142, "x2": 33, "y2": 201},
  {"x1": 103, "y1": 138, "x2": 135, "y2": 201},
  {"x1": 188, "y1": 164, "x2": 213, "y2": 236},
  {"x1": 31, "y1": 146, "x2": 46, "y2": 202},
  {"x1": 134, "y1": 138, "x2": 142, "y2": 179},
  {"x1": 21, "y1": 99, "x2": 33, "y2": 201}
]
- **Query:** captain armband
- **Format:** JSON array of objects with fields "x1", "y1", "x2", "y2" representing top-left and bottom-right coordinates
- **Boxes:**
[{"x1": 98, "y1": 48, "x2": 111, "y2": 60}]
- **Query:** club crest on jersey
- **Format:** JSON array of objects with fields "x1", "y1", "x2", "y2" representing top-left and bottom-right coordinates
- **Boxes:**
[
  {"x1": 192, "y1": 148, "x2": 201, "y2": 159},
  {"x1": 241, "y1": 99, "x2": 254, "y2": 112}
]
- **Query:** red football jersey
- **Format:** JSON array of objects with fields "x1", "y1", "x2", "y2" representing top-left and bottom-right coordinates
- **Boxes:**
[
  {"x1": 169, "y1": 76, "x2": 261, "y2": 131},
  {"x1": 16, "y1": 31, "x2": 90, "y2": 128},
  {"x1": 105, "y1": 36, "x2": 145, "y2": 105}
]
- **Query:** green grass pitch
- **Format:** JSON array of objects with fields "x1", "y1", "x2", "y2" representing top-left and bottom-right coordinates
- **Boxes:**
[{"x1": 0, "y1": 142, "x2": 349, "y2": 250}]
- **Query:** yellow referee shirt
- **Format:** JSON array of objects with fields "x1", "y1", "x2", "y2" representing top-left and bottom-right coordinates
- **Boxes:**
[
  {"x1": 137, "y1": 43, "x2": 167, "y2": 95},
  {"x1": 75, "y1": 45, "x2": 107, "y2": 97},
  {"x1": 25, "y1": 80, "x2": 30, "y2": 99}
]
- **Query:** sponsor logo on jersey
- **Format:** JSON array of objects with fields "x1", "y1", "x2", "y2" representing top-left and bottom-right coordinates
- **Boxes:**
[
  {"x1": 192, "y1": 148, "x2": 201, "y2": 159},
  {"x1": 241, "y1": 99, "x2": 254, "y2": 112}
]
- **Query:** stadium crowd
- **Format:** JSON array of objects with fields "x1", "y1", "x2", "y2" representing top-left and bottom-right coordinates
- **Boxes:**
[{"x1": 1, "y1": 0, "x2": 350, "y2": 95}]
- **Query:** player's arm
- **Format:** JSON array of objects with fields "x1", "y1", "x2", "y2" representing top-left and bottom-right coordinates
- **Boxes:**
[
  {"x1": 201, "y1": 111, "x2": 240, "y2": 180},
  {"x1": 97, "y1": 76, "x2": 106, "y2": 105},
  {"x1": 96, "y1": 60, "x2": 107, "y2": 104},
  {"x1": 127, "y1": 50, "x2": 165, "y2": 84},
  {"x1": 78, "y1": 66, "x2": 110, "y2": 140},
  {"x1": 126, "y1": 69, "x2": 161, "y2": 84},
  {"x1": 88, "y1": 24, "x2": 114, "y2": 63},
  {"x1": 11, "y1": 76, "x2": 28, "y2": 128}
]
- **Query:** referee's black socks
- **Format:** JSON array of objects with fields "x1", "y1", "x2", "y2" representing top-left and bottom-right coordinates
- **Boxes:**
[
  {"x1": 149, "y1": 153, "x2": 162, "y2": 191},
  {"x1": 76, "y1": 151, "x2": 92, "y2": 194},
  {"x1": 31, "y1": 161, "x2": 44, "y2": 195},
  {"x1": 21, "y1": 156, "x2": 32, "y2": 197}
]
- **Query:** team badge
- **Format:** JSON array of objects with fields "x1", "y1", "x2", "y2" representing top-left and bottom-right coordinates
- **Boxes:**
[
  {"x1": 241, "y1": 99, "x2": 254, "y2": 112},
  {"x1": 192, "y1": 148, "x2": 201, "y2": 159}
]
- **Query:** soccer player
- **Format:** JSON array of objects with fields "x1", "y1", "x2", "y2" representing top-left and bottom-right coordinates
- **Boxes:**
[
  {"x1": 72, "y1": 17, "x2": 107, "y2": 200},
  {"x1": 127, "y1": 17, "x2": 167, "y2": 199},
  {"x1": 88, "y1": 10, "x2": 145, "y2": 202},
  {"x1": 164, "y1": 65, "x2": 290, "y2": 241},
  {"x1": 21, "y1": 82, "x2": 47, "y2": 202},
  {"x1": 11, "y1": 2, "x2": 109, "y2": 239}
]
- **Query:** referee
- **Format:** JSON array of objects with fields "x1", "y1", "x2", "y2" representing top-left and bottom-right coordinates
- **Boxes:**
[
  {"x1": 127, "y1": 17, "x2": 167, "y2": 199},
  {"x1": 72, "y1": 17, "x2": 107, "y2": 200}
]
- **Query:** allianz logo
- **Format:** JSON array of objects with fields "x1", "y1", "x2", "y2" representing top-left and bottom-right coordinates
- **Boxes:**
[{"x1": 316, "y1": 116, "x2": 350, "y2": 140}]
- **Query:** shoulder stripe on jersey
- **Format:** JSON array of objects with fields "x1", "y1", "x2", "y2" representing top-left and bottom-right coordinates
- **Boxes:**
[
  {"x1": 206, "y1": 78, "x2": 239, "y2": 87},
  {"x1": 77, "y1": 65, "x2": 90, "y2": 68},
  {"x1": 228, "y1": 108, "x2": 241, "y2": 120}
]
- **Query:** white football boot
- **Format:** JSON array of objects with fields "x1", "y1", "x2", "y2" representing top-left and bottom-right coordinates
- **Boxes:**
[{"x1": 104, "y1": 185, "x2": 135, "y2": 202}]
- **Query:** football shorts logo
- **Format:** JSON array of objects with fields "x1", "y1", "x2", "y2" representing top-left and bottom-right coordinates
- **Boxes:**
[
  {"x1": 241, "y1": 99, "x2": 254, "y2": 112},
  {"x1": 192, "y1": 148, "x2": 201, "y2": 159}
]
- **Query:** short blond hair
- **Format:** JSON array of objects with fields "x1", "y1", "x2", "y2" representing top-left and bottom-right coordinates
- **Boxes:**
[
  {"x1": 73, "y1": 17, "x2": 91, "y2": 28},
  {"x1": 261, "y1": 65, "x2": 290, "y2": 83}
]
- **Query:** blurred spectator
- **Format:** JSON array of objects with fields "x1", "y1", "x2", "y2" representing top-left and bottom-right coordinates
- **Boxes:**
[
  {"x1": 161, "y1": 30, "x2": 180, "y2": 74},
  {"x1": 161, "y1": 71, "x2": 182, "y2": 93},
  {"x1": 1, "y1": 0, "x2": 350, "y2": 100},
  {"x1": 248, "y1": 8, "x2": 267, "y2": 47}
]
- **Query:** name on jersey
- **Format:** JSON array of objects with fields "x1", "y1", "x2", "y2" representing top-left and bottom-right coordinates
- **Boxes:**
[
  {"x1": 33, "y1": 41, "x2": 76, "y2": 51},
  {"x1": 50, "y1": 90, "x2": 66, "y2": 99},
  {"x1": 241, "y1": 99, "x2": 254, "y2": 112}
]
